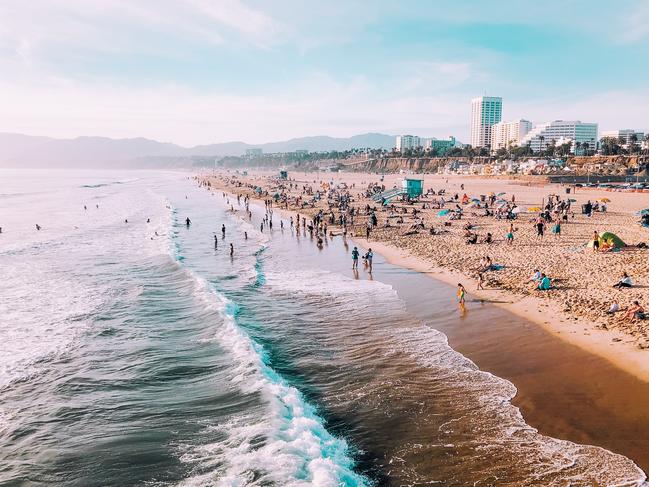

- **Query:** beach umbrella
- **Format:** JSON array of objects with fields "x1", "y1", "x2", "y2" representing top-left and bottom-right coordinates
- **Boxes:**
[
  {"x1": 488, "y1": 191, "x2": 495, "y2": 196},
  {"x1": 598, "y1": 197, "x2": 611, "y2": 203},
  {"x1": 437, "y1": 209, "x2": 450, "y2": 216},
  {"x1": 569, "y1": 198, "x2": 577, "y2": 202},
  {"x1": 470, "y1": 198, "x2": 480, "y2": 202},
  {"x1": 497, "y1": 192, "x2": 506, "y2": 196},
  {"x1": 496, "y1": 199, "x2": 507, "y2": 204},
  {"x1": 528, "y1": 206, "x2": 542, "y2": 212},
  {"x1": 639, "y1": 209, "x2": 649, "y2": 215},
  {"x1": 512, "y1": 207, "x2": 523, "y2": 214}
]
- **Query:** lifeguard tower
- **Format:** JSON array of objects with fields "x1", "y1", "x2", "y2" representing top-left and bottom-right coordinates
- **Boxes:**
[{"x1": 402, "y1": 177, "x2": 424, "y2": 198}]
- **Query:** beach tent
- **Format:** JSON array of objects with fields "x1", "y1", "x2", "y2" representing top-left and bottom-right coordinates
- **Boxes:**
[{"x1": 587, "y1": 232, "x2": 626, "y2": 248}]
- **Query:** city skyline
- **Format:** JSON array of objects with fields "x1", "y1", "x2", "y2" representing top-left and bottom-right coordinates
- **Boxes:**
[{"x1": 1, "y1": 0, "x2": 648, "y2": 146}]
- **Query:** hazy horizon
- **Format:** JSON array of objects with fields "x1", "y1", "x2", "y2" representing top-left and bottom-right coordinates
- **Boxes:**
[{"x1": 1, "y1": 1, "x2": 648, "y2": 146}]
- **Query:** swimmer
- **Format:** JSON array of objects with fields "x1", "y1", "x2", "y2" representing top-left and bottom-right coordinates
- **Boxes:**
[{"x1": 36, "y1": 224, "x2": 41, "y2": 230}]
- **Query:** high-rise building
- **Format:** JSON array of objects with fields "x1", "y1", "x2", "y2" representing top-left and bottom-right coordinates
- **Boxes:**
[
  {"x1": 395, "y1": 135, "x2": 422, "y2": 151},
  {"x1": 521, "y1": 120, "x2": 598, "y2": 154},
  {"x1": 490, "y1": 119, "x2": 532, "y2": 151},
  {"x1": 470, "y1": 96, "x2": 502, "y2": 148}
]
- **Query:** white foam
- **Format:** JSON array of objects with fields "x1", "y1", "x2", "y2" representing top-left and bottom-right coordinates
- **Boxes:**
[{"x1": 172, "y1": 268, "x2": 367, "y2": 486}]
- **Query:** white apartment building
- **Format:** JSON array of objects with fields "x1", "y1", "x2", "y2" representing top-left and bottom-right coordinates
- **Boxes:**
[
  {"x1": 470, "y1": 96, "x2": 502, "y2": 148},
  {"x1": 521, "y1": 120, "x2": 598, "y2": 154},
  {"x1": 490, "y1": 119, "x2": 533, "y2": 151},
  {"x1": 600, "y1": 129, "x2": 645, "y2": 147},
  {"x1": 395, "y1": 135, "x2": 422, "y2": 151}
]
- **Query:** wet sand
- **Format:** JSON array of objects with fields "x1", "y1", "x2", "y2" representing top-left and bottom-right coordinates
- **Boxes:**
[{"x1": 366, "y1": 255, "x2": 649, "y2": 474}]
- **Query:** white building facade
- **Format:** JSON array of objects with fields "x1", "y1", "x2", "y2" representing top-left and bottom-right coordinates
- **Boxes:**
[
  {"x1": 521, "y1": 120, "x2": 598, "y2": 154},
  {"x1": 470, "y1": 96, "x2": 502, "y2": 148},
  {"x1": 490, "y1": 119, "x2": 533, "y2": 151},
  {"x1": 395, "y1": 135, "x2": 422, "y2": 151},
  {"x1": 600, "y1": 129, "x2": 645, "y2": 148}
]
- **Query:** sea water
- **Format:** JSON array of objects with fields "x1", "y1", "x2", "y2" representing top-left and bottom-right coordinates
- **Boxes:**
[{"x1": 0, "y1": 169, "x2": 645, "y2": 486}]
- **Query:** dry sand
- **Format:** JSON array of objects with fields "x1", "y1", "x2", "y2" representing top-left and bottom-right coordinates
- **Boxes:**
[{"x1": 202, "y1": 169, "x2": 649, "y2": 382}]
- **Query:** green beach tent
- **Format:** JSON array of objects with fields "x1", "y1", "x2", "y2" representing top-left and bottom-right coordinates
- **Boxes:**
[{"x1": 587, "y1": 232, "x2": 626, "y2": 248}]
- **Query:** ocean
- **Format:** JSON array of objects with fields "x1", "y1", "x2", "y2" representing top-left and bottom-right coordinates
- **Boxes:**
[{"x1": 0, "y1": 169, "x2": 646, "y2": 486}]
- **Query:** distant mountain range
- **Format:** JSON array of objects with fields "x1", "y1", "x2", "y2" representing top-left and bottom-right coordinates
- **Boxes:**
[{"x1": 0, "y1": 132, "x2": 396, "y2": 168}]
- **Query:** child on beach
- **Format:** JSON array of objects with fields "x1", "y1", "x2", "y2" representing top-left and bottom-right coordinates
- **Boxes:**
[
  {"x1": 457, "y1": 283, "x2": 466, "y2": 304},
  {"x1": 476, "y1": 273, "x2": 484, "y2": 290}
]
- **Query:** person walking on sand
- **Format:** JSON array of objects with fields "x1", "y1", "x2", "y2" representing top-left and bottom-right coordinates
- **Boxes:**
[
  {"x1": 457, "y1": 283, "x2": 466, "y2": 305},
  {"x1": 476, "y1": 272, "x2": 484, "y2": 290},
  {"x1": 351, "y1": 246, "x2": 360, "y2": 270}
]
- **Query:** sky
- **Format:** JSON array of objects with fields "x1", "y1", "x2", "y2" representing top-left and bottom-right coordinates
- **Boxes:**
[{"x1": 0, "y1": 0, "x2": 648, "y2": 146}]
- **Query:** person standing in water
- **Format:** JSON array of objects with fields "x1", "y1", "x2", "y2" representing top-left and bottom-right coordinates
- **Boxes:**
[
  {"x1": 214, "y1": 235, "x2": 218, "y2": 249},
  {"x1": 365, "y1": 248, "x2": 373, "y2": 273},
  {"x1": 351, "y1": 246, "x2": 360, "y2": 270},
  {"x1": 244, "y1": 231, "x2": 248, "y2": 240},
  {"x1": 457, "y1": 283, "x2": 466, "y2": 305},
  {"x1": 222, "y1": 224, "x2": 226, "y2": 238},
  {"x1": 185, "y1": 217, "x2": 191, "y2": 227},
  {"x1": 229, "y1": 243, "x2": 234, "y2": 257}
]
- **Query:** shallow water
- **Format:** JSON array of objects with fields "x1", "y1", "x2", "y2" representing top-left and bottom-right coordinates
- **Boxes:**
[{"x1": 0, "y1": 169, "x2": 646, "y2": 486}]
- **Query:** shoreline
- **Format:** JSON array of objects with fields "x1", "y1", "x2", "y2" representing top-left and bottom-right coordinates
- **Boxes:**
[
  {"x1": 351, "y1": 236, "x2": 649, "y2": 384},
  {"x1": 207, "y1": 176, "x2": 649, "y2": 475},
  {"x1": 204, "y1": 171, "x2": 649, "y2": 384}
]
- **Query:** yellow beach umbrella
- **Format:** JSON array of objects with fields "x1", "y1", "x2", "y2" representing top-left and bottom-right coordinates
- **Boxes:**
[
  {"x1": 598, "y1": 197, "x2": 611, "y2": 203},
  {"x1": 528, "y1": 206, "x2": 542, "y2": 212}
]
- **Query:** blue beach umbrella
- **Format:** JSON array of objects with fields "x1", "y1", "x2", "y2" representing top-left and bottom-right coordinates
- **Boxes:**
[{"x1": 437, "y1": 209, "x2": 450, "y2": 216}]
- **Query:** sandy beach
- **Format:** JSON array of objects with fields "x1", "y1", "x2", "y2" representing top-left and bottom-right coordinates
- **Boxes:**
[{"x1": 203, "y1": 169, "x2": 649, "y2": 383}]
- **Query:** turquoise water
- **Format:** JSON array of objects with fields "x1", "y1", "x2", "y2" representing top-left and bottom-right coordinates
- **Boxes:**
[{"x1": 0, "y1": 170, "x2": 646, "y2": 486}]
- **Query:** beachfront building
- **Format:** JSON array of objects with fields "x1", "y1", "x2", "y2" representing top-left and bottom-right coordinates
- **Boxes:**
[
  {"x1": 490, "y1": 119, "x2": 533, "y2": 151},
  {"x1": 521, "y1": 120, "x2": 598, "y2": 155},
  {"x1": 423, "y1": 136, "x2": 456, "y2": 155},
  {"x1": 245, "y1": 148, "x2": 263, "y2": 157},
  {"x1": 470, "y1": 96, "x2": 502, "y2": 148},
  {"x1": 395, "y1": 135, "x2": 422, "y2": 151},
  {"x1": 600, "y1": 129, "x2": 645, "y2": 149}
]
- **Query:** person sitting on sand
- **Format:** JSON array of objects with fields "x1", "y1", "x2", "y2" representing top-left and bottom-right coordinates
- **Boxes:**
[
  {"x1": 537, "y1": 273, "x2": 552, "y2": 291},
  {"x1": 625, "y1": 301, "x2": 646, "y2": 320},
  {"x1": 606, "y1": 301, "x2": 620, "y2": 314},
  {"x1": 483, "y1": 232, "x2": 493, "y2": 244},
  {"x1": 466, "y1": 233, "x2": 478, "y2": 245},
  {"x1": 613, "y1": 272, "x2": 633, "y2": 289},
  {"x1": 530, "y1": 269, "x2": 542, "y2": 283}
]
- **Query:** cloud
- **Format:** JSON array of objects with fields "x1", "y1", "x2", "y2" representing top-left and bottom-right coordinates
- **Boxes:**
[{"x1": 618, "y1": 1, "x2": 649, "y2": 43}]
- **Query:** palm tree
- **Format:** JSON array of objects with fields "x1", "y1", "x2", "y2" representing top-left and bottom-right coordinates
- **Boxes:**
[{"x1": 538, "y1": 135, "x2": 545, "y2": 155}]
